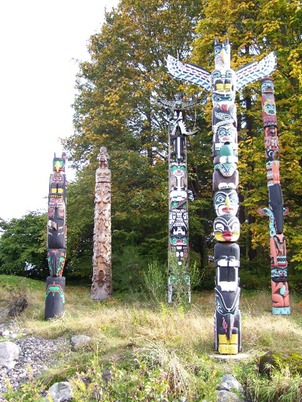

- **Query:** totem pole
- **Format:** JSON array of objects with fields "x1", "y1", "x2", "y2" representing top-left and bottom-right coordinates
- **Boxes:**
[
  {"x1": 166, "y1": 39, "x2": 276, "y2": 354},
  {"x1": 45, "y1": 152, "x2": 67, "y2": 320},
  {"x1": 258, "y1": 78, "x2": 290, "y2": 314},
  {"x1": 91, "y1": 147, "x2": 112, "y2": 301},
  {"x1": 158, "y1": 93, "x2": 197, "y2": 303}
]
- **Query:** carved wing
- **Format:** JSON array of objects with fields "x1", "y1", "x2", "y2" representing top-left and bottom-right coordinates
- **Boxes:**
[
  {"x1": 235, "y1": 52, "x2": 277, "y2": 91},
  {"x1": 166, "y1": 54, "x2": 211, "y2": 91}
]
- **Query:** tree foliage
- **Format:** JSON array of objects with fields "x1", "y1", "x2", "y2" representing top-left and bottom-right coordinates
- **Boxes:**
[
  {"x1": 62, "y1": 0, "x2": 302, "y2": 286},
  {"x1": 0, "y1": 212, "x2": 48, "y2": 279},
  {"x1": 192, "y1": 0, "x2": 302, "y2": 270},
  {"x1": 0, "y1": 0, "x2": 300, "y2": 289},
  {"x1": 63, "y1": 0, "x2": 204, "y2": 278}
]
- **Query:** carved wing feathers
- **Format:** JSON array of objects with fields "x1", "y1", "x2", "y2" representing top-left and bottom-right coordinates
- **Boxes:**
[
  {"x1": 166, "y1": 54, "x2": 211, "y2": 91},
  {"x1": 236, "y1": 51, "x2": 277, "y2": 91}
]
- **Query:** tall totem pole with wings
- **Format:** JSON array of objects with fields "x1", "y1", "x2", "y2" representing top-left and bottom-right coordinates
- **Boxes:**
[
  {"x1": 45, "y1": 153, "x2": 67, "y2": 320},
  {"x1": 167, "y1": 39, "x2": 277, "y2": 354}
]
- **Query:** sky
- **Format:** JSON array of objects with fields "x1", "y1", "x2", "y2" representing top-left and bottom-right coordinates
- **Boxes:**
[{"x1": 0, "y1": 0, "x2": 119, "y2": 221}]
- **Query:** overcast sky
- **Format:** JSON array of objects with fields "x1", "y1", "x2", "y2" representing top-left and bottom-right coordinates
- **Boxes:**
[{"x1": 0, "y1": 0, "x2": 119, "y2": 220}]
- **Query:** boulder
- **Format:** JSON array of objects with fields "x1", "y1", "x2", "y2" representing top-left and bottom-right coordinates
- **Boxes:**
[
  {"x1": 70, "y1": 334, "x2": 92, "y2": 351},
  {"x1": 0, "y1": 341, "x2": 20, "y2": 369},
  {"x1": 217, "y1": 374, "x2": 244, "y2": 393},
  {"x1": 217, "y1": 390, "x2": 242, "y2": 402},
  {"x1": 259, "y1": 351, "x2": 302, "y2": 376},
  {"x1": 48, "y1": 381, "x2": 73, "y2": 402}
]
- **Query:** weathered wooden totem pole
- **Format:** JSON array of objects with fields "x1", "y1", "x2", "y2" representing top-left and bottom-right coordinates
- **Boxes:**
[
  {"x1": 91, "y1": 147, "x2": 112, "y2": 301},
  {"x1": 158, "y1": 94, "x2": 197, "y2": 303},
  {"x1": 45, "y1": 152, "x2": 67, "y2": 320},
  {"x1": 167, "y1": 39, "x2": 276, "y2": 354},
  {"x1": 258, "y1": 78, "x2": 290, "y2": 315}
]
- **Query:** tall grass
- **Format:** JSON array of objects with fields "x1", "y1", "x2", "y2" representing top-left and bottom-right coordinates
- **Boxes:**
[{"x1": 1, "y1": 275, "x2": 302, "y2": 401}]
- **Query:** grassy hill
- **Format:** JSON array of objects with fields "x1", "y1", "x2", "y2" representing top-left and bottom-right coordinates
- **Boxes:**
[{"x1": 1, "y1": 274, "x2": 302, "y2": 401}]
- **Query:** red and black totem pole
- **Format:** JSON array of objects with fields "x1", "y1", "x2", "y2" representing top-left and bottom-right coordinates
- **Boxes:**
[
  {"x1": 258, "y1": 78, "x2": 290, "y2": 315},
  {"x1": 166, "y1": 39, "x2": 276, "y2": 354},
  {"x1": 45, "y1": 152, "x2": 67, "y2": 320}
]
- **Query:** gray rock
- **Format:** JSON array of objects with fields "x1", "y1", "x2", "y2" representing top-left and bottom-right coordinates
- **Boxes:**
[
  {"x1": 0, "y1": 341, "x2": 20, "y2": 369},
  {"x1": 217, "y1": 390, "x2": 242, "y2": 402},
  {"x1": 48, "y1": 381, "x2": 73, "y2": 402},
  {"x1": 70, "y1": 334, "x2": 92, "y2": 351},
  {"x1": 218, "y1": 374, "x2": 244, "y2": 393},
  {"x1": 0, "y1": 336, "x2": 69, "y2": 394}
]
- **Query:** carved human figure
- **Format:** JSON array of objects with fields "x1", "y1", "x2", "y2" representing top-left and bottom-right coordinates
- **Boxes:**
[{"x1": 91, "y1": 147, "x2": 112, "y2": 301}]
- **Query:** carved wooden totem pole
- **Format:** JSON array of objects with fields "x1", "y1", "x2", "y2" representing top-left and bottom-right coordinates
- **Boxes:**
[
  {"x1": 258, "y1": 78, "x2": 290, "y2": 314},
  {"x1": 158, "y1": 93, "x2": 197, "y2": 303},
  {"x1": 167, "y1": 39, "x2": 276, "y2": 354},
  {"x1": 91, "y1": 147, "x2": 112, "y2": 301},
  {"x1": 45, "y1": 152, "x2": 67, "y2": 320}
]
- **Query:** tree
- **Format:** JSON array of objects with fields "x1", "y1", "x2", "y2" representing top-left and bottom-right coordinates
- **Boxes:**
[
  {"x1": 63, "y1": 0, "x2": 204, "y2": 278},
  {"x1": 192, "y1": 0, "x2": 302, "y2": 273},
  {"x1": 0, "y1": 212, "x2": 48, "y2": 279}
]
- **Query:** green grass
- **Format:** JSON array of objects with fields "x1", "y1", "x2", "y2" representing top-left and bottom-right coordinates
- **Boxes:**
[{"x1": 1, "y1": 275, "x2": 302, "y2": 401}]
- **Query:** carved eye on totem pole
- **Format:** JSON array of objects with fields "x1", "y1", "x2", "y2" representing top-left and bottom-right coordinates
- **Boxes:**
[
  {"x1": 213, "y1": 214, "x2": 240, "y2": 242},
  {"x1": 214, "y1": 189, "x2": 239, "y2": 216}
]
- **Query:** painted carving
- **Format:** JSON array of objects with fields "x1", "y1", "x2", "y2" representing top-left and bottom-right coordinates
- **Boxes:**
[
  {"x1": 45, "y1": 152, "x2": 67, "y2": 320},
  {"x1": 167, "y1": 39, "x2": 276, "y2": 354},
  {"x1": 91, "y1": 147, "x2": 112, "y2": 301},
  {"x1": 258, "y1": 79, "x2": 290, "y2": 313},
  {"x1": 158, "y1": 93, "x2": 198, "y2": 303}
]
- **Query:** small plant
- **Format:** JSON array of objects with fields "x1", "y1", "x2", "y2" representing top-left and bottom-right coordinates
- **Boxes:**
[
  {"x1": 142, "y1": 260, "x2": 167, "y2": 304},
  {"x1": 168, "y1": 252, "x2": 191, "y2": 307}
]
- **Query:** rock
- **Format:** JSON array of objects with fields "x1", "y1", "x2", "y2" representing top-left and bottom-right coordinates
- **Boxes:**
[
  {"x1": 0, "y1": 341, "x2": 20, "y2": 369},
  {"x1": 70, "y1": 335, "x2": 92, "y2": 351},
  {"x1": 0, "y1": 336, "x2": 69, "y2": 394},
  {"x1": 217, "y1": 390, "x2": 242, "y2": 401},
  {"x1": 8, "y1": 298, "x2": 28, "y2": 318},
  {"x1": 48, "y1": 381, "x2": 73, "y2": 402},
  {"x1": 216, "y1": 374, "x2": 245, "y2": 402},
  {"x1": 218, "y1": 374, "x2": 244, "y2": 393},
  {"x1": 259, "y1": 351, "x2": 302, "y2": 376}
]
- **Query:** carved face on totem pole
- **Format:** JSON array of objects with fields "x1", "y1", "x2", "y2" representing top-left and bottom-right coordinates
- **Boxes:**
[
  {"x1": 214, "y1": 143, "x2": 238, "y2": 177},
  {"x1": 214, "y1": 189, "x2": 239, "y2": 216},
  {"x1": 53, "y1": 153, "x2": 66, "y2": 173},
  {"x1": 213, "y1": 123, "x2": 238, "y2": 148},
  {"x1": 213, "y1": 214, "x2": 240, "y2": 242},
  {"x1": 261, "y1": 79, "x2": 277, "y2": 128},
  {"x1": 214, "y1": 38, "x2": 231, "y2": 71},
  {"x1": 212, "y1": 69, "x2": 236, "y2": 110}
]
